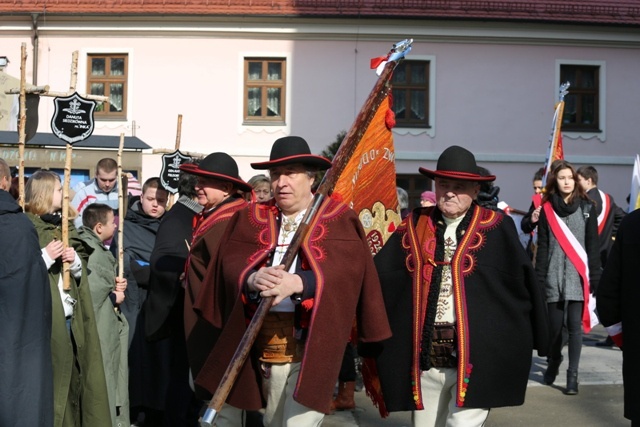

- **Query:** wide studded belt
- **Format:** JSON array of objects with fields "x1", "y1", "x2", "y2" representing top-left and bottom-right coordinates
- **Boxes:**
[{"x1": 430, "y1": 322, "x2": 457, "y2": 368}]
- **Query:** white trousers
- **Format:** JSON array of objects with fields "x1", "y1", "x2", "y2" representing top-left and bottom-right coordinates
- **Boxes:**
[
  {"x1": 412, "y1": 367, "x2": 489, "y2": 427},
  {"x1": 262, "y1": 362, "x2": 324, "y2": 427}
]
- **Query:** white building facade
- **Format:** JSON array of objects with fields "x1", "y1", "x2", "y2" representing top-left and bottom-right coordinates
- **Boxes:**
[{"x1": 1, "y1": 1, "x2": 639, "y2": 210}]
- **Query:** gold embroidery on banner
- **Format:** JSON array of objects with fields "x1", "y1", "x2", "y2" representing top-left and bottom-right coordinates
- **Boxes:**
[{"x1": 359, "y1": 201, "x2": 402, "y2": 255}]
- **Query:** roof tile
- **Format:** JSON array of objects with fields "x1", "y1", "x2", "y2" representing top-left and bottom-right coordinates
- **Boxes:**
[{"x1": 1, "y1": 0, "x2": 639, "y2": 25}]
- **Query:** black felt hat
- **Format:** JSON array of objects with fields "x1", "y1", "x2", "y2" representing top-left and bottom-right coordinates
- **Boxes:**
[
  {"x1": 250, "y1": 136, "x2": 332, "y2": 170},
  {"x1": 179, "y1": 152, "x2": 252, "y2": 192},
  {"x1": 419, "y1": 145, "x2": 495, "y2": 182}
]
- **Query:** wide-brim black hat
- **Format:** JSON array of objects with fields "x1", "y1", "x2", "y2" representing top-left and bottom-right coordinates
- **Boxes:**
[
  {"x1": 251, "y1": 136, "x2": 332, "y2": 170},
  {"x1": 179, "y1": 152, "x2": 252, "y2": 192},
  {"x1": 419, "y1": 145, "x2": 496, "y2": 182}
]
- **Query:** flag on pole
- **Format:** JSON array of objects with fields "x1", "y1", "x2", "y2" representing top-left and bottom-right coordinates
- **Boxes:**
[
  {"x1": 533, "y1": 82, "x2": 569, "y2": 208},
  {"x1": 629, "y1": 154, "x2": 640, "y2": 213},
  {"x1": 331, "y1": 70, "x2": 403, "y2": 420},
  {"x1": 541, "y1": 82, "x2": 569, "y2": 187},
  {"x1": 332, "y1": 92, "x2": 402, "y2": 255}
]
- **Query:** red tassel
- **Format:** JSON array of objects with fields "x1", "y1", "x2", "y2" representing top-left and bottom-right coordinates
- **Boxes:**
[
  {"x1": 301, "y1": 298, "x2": 314, "y2": 311},
  {"x1": 331, "y1": 192, "x2": 345, "y2": 203},
  {"x1": 385, "y1": 108, "x2": 396, "y2": 130}
]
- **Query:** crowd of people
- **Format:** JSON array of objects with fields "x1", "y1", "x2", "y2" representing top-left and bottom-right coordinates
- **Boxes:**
[{"x1": 0, "y1": 139, "x2": 636, "y2": 427}]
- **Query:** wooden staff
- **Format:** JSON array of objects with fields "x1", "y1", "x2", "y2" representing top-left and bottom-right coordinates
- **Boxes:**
[
  {"x1": 61, "y1": 142, "x2": 73, "y2": 290},
  {"x1": 59, "y1": 52, "x2": 81, "y2": 291},
  {"x1": 167, "y1": 114, "x2": 183, "y2": 209},
  {"x1": 17, "y1": 43, "x2": 27, "y2": 208},
  {"x1": 200, "y1": 38, "x2": 413, "y2": 427},
  {"x1": 117, "y1": 133, "x2": 125, "y2": 278}
]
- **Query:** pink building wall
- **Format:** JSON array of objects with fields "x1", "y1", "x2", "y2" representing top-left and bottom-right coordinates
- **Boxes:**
[{"x1": 1, "y1": 20, "x2": 638, "y2": 211}]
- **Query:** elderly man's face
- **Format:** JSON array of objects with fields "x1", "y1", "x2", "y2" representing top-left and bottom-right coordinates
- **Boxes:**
[
  {"x1": 195, "y1": 177, "x2": 232, "y2": 209},
  {"x1": 435, "y1": 177, "x2": 480, "y2": 219},
  {"x1": 269, "y1": 164, "x2": 314, "y2": 216}
]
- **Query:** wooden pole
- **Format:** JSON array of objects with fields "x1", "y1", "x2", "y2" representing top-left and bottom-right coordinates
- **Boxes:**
[
  {"x1": 17, "y1": 43, "x2": 27, "y2": 208},
  {"x1": 60, "y1": 51, "x2": 80, "y2": 291},
  {"x1": 5, "y1": 85, "x2": 49, "y2": 94},
  {"x1": 152, "y1": 148, "x2": 205, "y2": 158},
  {"x1": 117, "y1": 133, "x2": 125, "y2": 278},
  {"x1": 167, "y1": 114, "x2": 183, "y2": 209},
  {"x1": 175, "y1": 114, "x2": 182, "y2": 151},
  {"x1": 61, "y1": 143, "x2": 73, "y2": 290}
]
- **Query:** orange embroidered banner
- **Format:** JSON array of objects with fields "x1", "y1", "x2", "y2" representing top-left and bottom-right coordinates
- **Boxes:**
[{"x1": 332, "y1": 94, "x2": 401, "y2": 255}]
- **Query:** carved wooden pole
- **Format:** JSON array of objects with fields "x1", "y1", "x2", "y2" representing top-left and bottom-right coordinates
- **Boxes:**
[
  {"x1": 17, "y1": 43, "x2": 27, "y2": 208},
  {"x1": 117, "y1": 133, "x2": 125, "y2": 278}
]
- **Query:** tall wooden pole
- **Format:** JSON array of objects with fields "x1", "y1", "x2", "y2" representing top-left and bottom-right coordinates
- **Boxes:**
[
  {"x1": 60, "y1": 51, "x2": 80, "y2": 291},
  {"x1": 61, "y1": 143, "x2": 73, "y2": 290},
  {"x1": 117, "y1": 133, "x2": 125, "y2": 278},
  {"x1": 17, "y1": 43, "x2": 27, "y2": 208},
  {"x1": 167, "y1": 114, "x2": 183, "y2": 209}
]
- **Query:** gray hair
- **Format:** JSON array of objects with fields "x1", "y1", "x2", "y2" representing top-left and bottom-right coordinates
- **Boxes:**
[{"x1": 396, "y1": 186, "x2": 409, "y2": 209}]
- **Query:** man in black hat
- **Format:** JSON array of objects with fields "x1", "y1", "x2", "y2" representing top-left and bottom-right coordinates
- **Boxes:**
[
  {"x1": 367, "y1": 145, "x2": 549, "y2": 426},
  {"x1": 177, "y1": 153, "x2": 253, "y2": 426},
  {"x1": 194, "y1": 136, "x2": 391, "y2": 426}
]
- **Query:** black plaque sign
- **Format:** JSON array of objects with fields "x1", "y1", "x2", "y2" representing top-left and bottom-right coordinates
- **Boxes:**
[
  {"x1": 160, "y1": 150, "x2": 192, "y2": 194},
  {"x1": 50, "y1": 92, "x2": 96, "y2": 144},
  {"x1": 17, "y1": 93, "x2": 40, "y2": 143}
]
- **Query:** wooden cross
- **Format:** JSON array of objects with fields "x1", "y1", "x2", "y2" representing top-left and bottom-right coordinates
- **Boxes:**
[
  {"x1": 152, "y1": 114, "x2": 206, "y2": 209},
  {"x1": 6, "y1": 44, "x2": 108, "y2": 290},
  {"x1": 5, "y1": 43, "x2": 108, "y2": 208}
]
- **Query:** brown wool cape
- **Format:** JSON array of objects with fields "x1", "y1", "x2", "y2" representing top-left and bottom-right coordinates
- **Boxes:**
[
  {"x1": 184, "y1": 196, "x2": 247, "y2": 400},
  {"x1": 195, "y1": 197, "x2": 392, "y2": 413}
]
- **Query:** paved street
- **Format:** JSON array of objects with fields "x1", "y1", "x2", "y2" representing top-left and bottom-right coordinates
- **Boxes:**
[{"x1": 322, "y1": 325, "x2": 628, "y2": 427}]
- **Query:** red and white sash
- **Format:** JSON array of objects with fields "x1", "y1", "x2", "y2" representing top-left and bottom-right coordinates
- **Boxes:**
[
  {"x1": 543, "y1": 202, "x2": 595, "y2": 332},
  {"x1": 532, "y1": 193, "x2": 542, "y2": 209},
  {"x1": 596, "y1": 189, "x2": 611, "y2": 235}
]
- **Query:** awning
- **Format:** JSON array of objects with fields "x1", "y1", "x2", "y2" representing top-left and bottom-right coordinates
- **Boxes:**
[{"x1": 0, "y1": 131, "x2": 151, "y2": 150}]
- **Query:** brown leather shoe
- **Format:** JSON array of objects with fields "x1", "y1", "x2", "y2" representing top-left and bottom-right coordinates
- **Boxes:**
[{"x1": 331, "y1": 381, "x2": 356, "y2": 412}]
